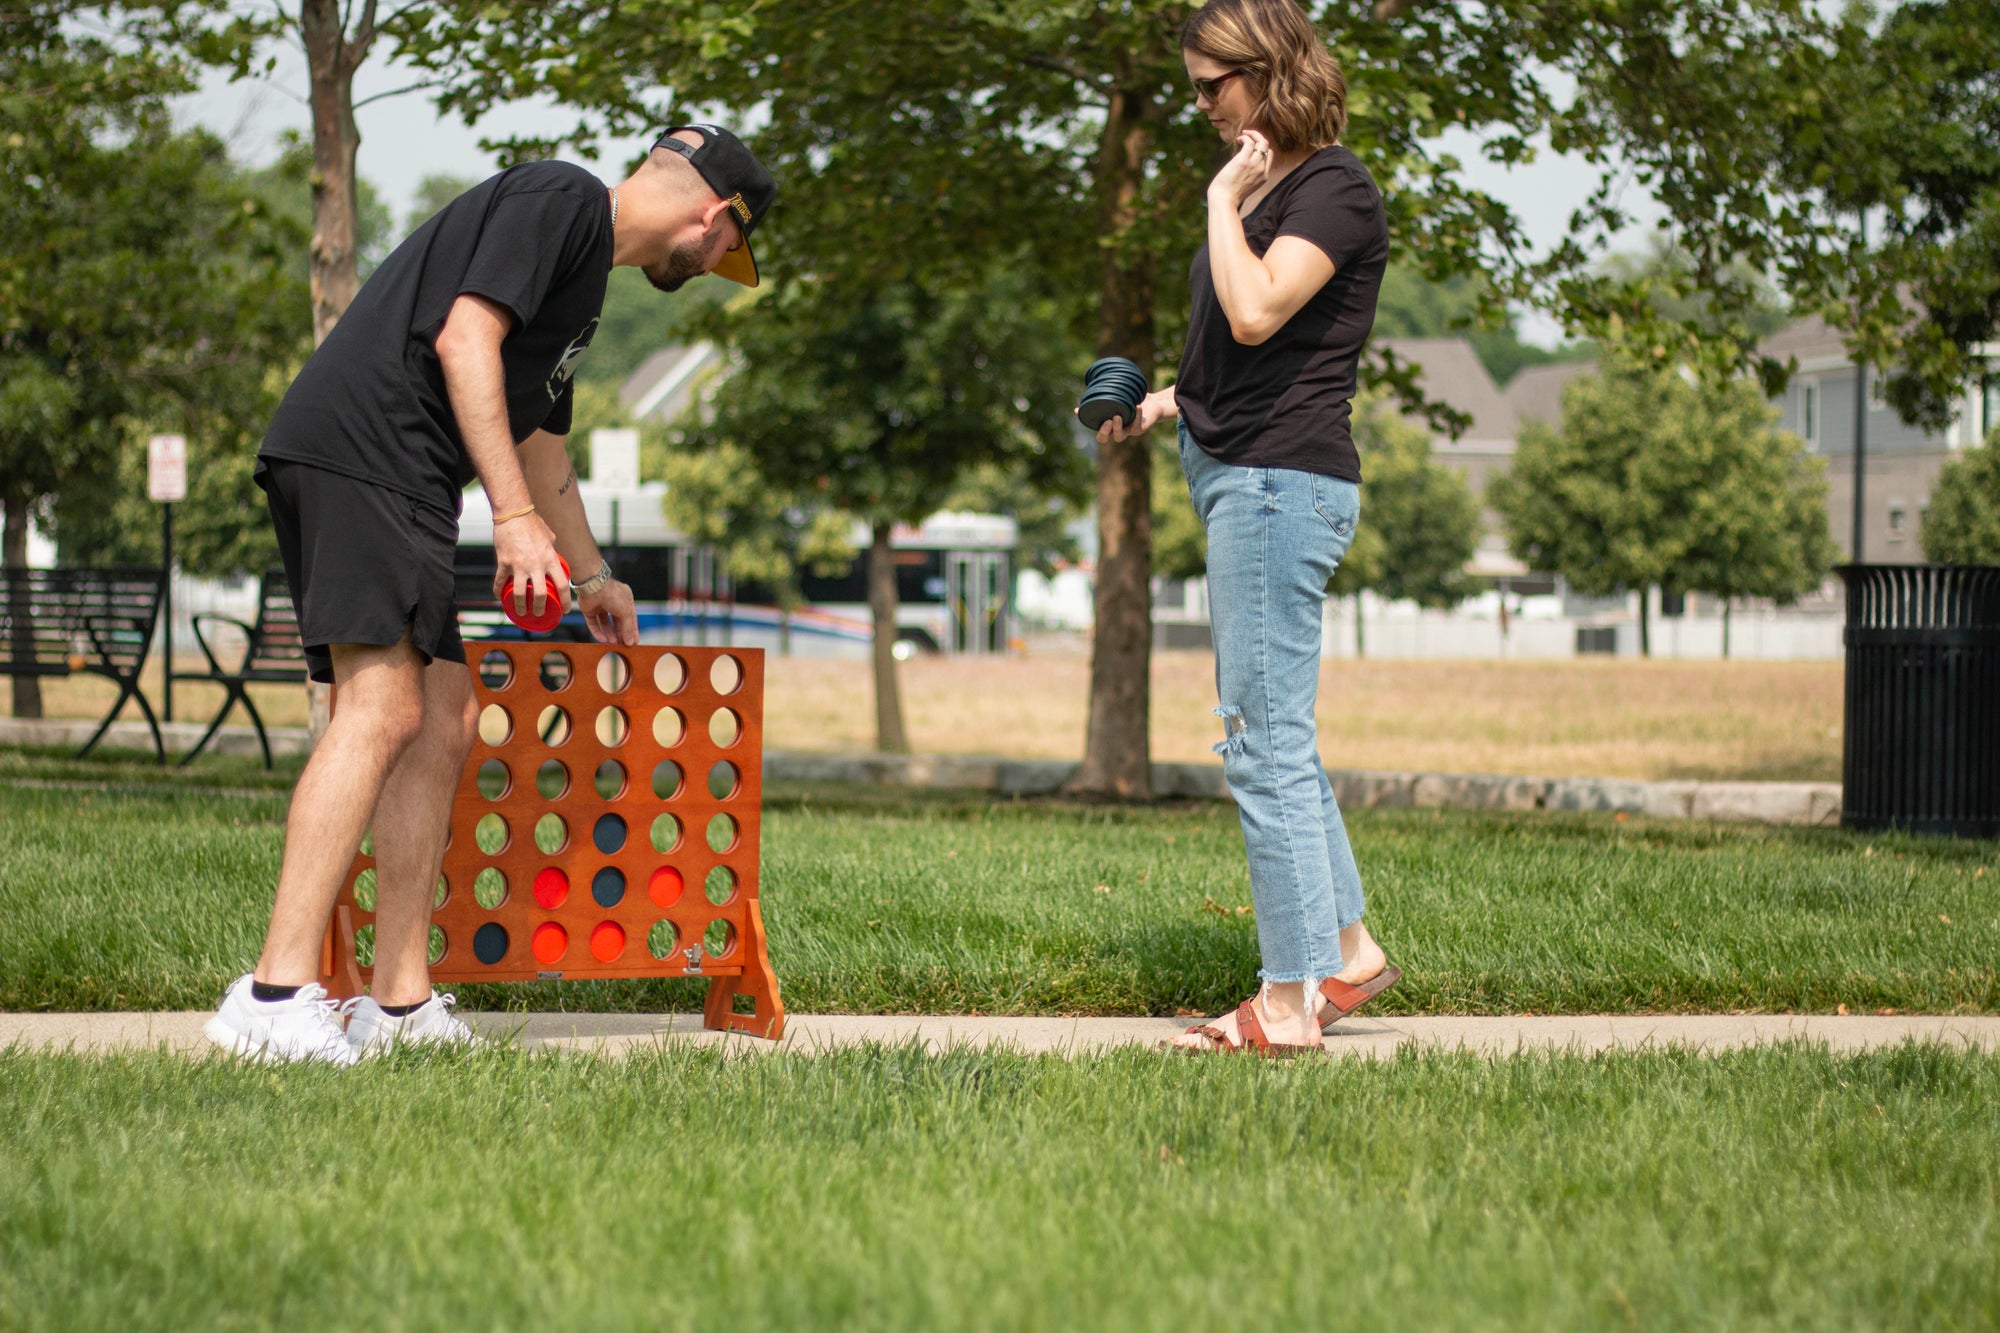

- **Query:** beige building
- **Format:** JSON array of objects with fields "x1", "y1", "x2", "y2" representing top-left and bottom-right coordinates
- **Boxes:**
[{"x1": 1765, "y1": 315, "x2": 1998, "y2": 562}]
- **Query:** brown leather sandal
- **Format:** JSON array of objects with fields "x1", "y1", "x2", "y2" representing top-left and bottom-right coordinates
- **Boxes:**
[
  {"x1": 1317, "y1": 964, "x2": 1402, "y2": 1029},
  {"x1": 1171, "y1": 995, "x2": 1324, "y2": 1058}
]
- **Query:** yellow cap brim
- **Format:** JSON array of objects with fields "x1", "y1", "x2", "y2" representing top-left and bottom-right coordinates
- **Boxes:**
[{"x1": 712, "y1": 243, "x2": 759, "y2": 287}]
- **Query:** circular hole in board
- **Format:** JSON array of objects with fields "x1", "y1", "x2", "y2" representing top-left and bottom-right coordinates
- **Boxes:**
[
  {"x1": 647, "y1": 920, "x2": 679, "y2": 960},
  {"x1": 477, "y1": 759, "x2": 511, "y2": 800},
  {"x1": 533, "y1": 867, "x2": 569, "y2": 911},
  {"x1": 648, "y1": 866, "x2": 684, "y2": 908},
  {"x1": 597, "y1": 652, "x2": 631, "y2": 693},
  {"x1": 538, "y1": 651, "x2": 573, "y2": 691},
  {"x1": 649, "y1": 814, "x2": 681, "y2": 854},
  {"x1": 536, "y1": 759, "x2": 570, "y2": 800},
  {"x1": 595, "y1": 706, "x2": 630, "y2": 746},
  {"x1": 653, "y1": 653, "x2": 687, "y2": 695},
  {"x1": 711, "y1": 654, "x2": 743, "y2": 695},
  {"x1": 707, "y1": 761, "x2": 739, "y2": 800},
  {"x1": 594, "y1": 760, "x2": 627, "y2": 799},
  {"x1": 534, "y1": 813, "x2": 569, "y2": 855},
  {"x1": 652, "y1": 708, "x2": 685, "y2": 747},
  {"x1": 433, "y1": 875, "x2": 448, "y2": 911},
  {"x1": 477, "y1": 650, "x2": 514, "y2": 691},
  {"x1": 353, "y1": 868, "x2": 377, "y2": 912},
  {"x1": 355, "y1": 924, "x2": 375, "y2": 967},
  {"x1": 651, "y1": 761, "x2": 683, "y2": 800},
  {"x1": 473, "y1": 922, "x2": 509, "y2": 965},
  {"x1": 474, "y1": 868, "x2": 508, "y2": 909},
  {"x1": 708, "y1": 708, "x2": 742, "y2": 747},
  {"x1": 537, "y1": 705, "x2": 573, "y2": 747},
  {"x1": 477, "y1": 704, "x2": 513, "y2": 746},
  {"x1": 703, "y1": 918, "x2": 737, "y2": 961},
  {"x1": 705, "y1": 813, "x2": 737, "y2": 854},
  {"x1": 704, "y1": 865, "x2": 737, "y2": 907},
  {"x1": 428, "y1": 924, "x2": 447, "y2": 966},
  {"x1": 474, "y1": 815, "x2": 509, "y2": 855}
]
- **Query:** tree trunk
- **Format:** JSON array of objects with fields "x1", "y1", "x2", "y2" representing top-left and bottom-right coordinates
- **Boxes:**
[
  {"x1": 4, "y1": 492, "x2": 44, "y2": 719},
  {"x1": 867, "y1": 522, "x2": 909, "y2": 754},
  {"x1": 1066, "y1": 74, "x2": 1159, "y2": 799},
  {"x1": 1353, "y1": 593, "x2": 1366, "y2": 658},
  {"x1": 1638, "y1": 586, "x2": 1652, "y2": 657},
  {"x1": 1722, "y1": 601, "x2": 1732, "y2": 659},
  {"x1": 299, "y1": 0, "x2": 373, "y2": 742}
]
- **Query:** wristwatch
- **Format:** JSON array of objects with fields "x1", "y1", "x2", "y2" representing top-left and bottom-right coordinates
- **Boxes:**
[{"x1": 570, "y1": 559, "x2": 615, "y2": 597}]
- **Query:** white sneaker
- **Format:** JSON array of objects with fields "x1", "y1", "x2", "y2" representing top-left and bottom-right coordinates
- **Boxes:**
[
  {"x1": 204, "y1": 974, "x2": 359, "y2": 1066},
  {"x1": 345, "y1": 992, "x2": 479, "y2": 1055}
]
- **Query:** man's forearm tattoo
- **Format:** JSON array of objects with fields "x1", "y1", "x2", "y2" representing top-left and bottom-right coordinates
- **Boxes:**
[{"x1": 556, "y1": 465, "x2": 576, "y2": 498}]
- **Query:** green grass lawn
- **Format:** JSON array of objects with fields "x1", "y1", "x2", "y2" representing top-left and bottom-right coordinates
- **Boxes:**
[
  {"x1": 3, "y1": 748, "x2": 1994, "y2": 1016},
  {"x1": 2, "y1": 1043, "x2": 1996, "y2": 1330}
]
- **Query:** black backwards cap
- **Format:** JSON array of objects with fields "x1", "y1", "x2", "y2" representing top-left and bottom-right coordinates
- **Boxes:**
[{"x1": 653, "y1": 124, "x2": 777, "y2": 287}]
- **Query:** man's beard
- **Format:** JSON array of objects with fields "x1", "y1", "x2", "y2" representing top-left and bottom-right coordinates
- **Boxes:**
[{"x1": 645, "y1": 237, "x2": 710, "y2": 293}]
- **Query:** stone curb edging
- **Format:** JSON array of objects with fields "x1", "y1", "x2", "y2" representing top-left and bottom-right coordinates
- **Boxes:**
[
  {"x1": 760, "y1": 750, "x2": 1841, "y2": 827},
  {"x1": 0, "y1": 718, "x2": 1840, "y2": 826},
  {"x1": 0, "y1": 716, "x2": 314, "y2": 761},
  {"x1": 2, "y1": 1012, "x2": 1991, "y2": 1060}
]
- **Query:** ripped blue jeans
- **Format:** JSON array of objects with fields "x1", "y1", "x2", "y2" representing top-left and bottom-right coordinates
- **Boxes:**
[{"x1": 1180, "y1": 420, "x2": 1365, "y2": 985}]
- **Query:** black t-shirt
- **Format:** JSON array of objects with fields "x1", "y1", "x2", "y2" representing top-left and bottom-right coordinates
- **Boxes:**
[
  {"x1": 1175, "y1": 145, "x2": 1388, "y2": 483},
  {"x1": 260, "y1": 161, "x2": 614, "y2": 515}
]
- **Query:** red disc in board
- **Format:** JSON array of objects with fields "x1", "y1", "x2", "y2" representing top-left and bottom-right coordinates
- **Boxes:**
[
  {"x1": 590, "y1": 921, "x2": 626, "y2": 963},
  {"x1": 648, "y1": 866, "x2": 684, "y2": 908},
  {"x1": 533, "y1": 867, "x2": 569, "y2": 910},
  {"x1": 531, "y1": 921, "x2": 568, "y2": 965}
]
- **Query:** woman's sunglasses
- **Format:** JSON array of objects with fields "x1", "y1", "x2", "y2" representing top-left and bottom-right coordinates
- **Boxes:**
[{"x1": 1190, "y1": 70, "x2": 1243, "y2": 101}]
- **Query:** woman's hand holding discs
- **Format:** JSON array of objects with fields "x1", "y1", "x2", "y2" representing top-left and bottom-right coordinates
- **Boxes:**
[
  {"x1": 1210, "y1": 129, "x2": 1273, "y2": 210},
  {"x1": 1092, "y1": 388, "x2": 1177, "y2": 445}
]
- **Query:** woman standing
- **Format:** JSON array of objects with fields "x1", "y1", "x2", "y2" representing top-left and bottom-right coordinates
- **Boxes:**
[{"x1": 1098, "y1": 0, "x2": 1398, "y2": 1054}]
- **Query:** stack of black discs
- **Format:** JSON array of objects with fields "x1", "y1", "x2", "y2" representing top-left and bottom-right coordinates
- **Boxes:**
[{"x1": 1077, "y1": 356, "x2": 1150, "y2": 430}]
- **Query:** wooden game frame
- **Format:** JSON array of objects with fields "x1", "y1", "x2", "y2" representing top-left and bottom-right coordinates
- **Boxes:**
[{"x1": 318, "y1": 642, "x2": 784, "y2": 1039}]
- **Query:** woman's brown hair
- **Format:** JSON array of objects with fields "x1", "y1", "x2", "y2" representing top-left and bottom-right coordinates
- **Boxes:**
[{"x1": 1181, "y1": 0, "x2": 1346, "y2": 153}]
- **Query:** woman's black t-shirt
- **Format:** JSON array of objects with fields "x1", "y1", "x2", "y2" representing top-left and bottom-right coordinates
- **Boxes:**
[
  {"x1": 1175, "y1": 145, "x2": 1388, "y2": 483},
  {"x1": 259, "y1": 161, "x2": 613, "y2": 516}
]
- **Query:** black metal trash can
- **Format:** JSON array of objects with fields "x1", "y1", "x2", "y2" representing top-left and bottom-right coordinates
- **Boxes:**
[{"x1": 1838, "y1": 564, "x2": 2000, "y2": 838}]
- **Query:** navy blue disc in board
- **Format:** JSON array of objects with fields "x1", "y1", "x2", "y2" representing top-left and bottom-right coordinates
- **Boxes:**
[
  {"x1": 592, "y1": 813, "x2": 627, "y2": 854},
  {"x1": 472, "y1": 922, "x2": 509, "y2": 965},
  {"x1": 591, "y1": 866, "x2": 626, "y2": 908}
]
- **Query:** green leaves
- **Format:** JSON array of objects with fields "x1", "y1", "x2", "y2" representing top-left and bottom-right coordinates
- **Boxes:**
[
  {"x1": 1326, "y1": 397, "x2": 1481, "y2": 609},
  {"x1": 1493, "y1": 357, "x2": 1834, "y2": 610},
  {"x1": 0, "y1": 9, "x2": 308, "y2": 570},
  {"x1": 1921, "y1": 435, "x2": 2000, "y2": 565}
]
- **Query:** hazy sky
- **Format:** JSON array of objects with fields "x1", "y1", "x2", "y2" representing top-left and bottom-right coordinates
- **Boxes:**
[{"x1": 175, "y1": 49, "x2": 1664, "y2": 346}]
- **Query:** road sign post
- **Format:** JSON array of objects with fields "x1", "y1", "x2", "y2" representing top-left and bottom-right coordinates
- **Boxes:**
[{"x1": 148, "y1": 434, "x2": 187, "y2": 722}]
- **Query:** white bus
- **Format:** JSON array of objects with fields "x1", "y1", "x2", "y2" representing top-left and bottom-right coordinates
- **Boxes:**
[{"x1": 455, "y1": 483, "x2": 1016, "y2": 658}]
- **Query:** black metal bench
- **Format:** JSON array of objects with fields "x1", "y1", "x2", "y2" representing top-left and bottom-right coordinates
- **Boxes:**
[
  {"x1": 0, "y1": 567, "x2": 169, "y2": 763},
  {"x1": 170, "y1": 567, "x2": 310, "y2": 769}
]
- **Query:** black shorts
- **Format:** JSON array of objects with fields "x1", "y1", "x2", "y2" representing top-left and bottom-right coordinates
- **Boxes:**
[{"x1": 256, "y1": 458, "x2": 466, "y2": 684}]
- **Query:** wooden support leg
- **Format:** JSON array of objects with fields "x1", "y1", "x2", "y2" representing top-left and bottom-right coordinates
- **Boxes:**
[{"x1": 703, "y1": 900, "x2": 785, "y2": 1039}]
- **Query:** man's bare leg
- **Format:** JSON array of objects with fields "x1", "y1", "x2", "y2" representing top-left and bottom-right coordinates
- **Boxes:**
[
  {"x1": 253, "y1": 638, "x2": 427, "y2": 987},
  {"x1": 368, "y1": 657, "x2": 479, "y2": 1007}
]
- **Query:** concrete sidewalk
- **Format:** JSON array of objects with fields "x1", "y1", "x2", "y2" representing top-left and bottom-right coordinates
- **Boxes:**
[{"x1": 5, "y1": 1011, "x2": 1995, "y2": 1059}]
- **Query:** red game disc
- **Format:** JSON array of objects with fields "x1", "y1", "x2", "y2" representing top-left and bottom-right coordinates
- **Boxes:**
[
  {"x1": 500, "y1": 556, "x2": 571, "y2": 634},
  {"x1": 590, "y1": 921, "x2": 626, "y2": 963},
  {"x1": 648, "y1": 866, "x2": 684, "y2": 908},
  {"x1": 531, "y1": 921, "x2": 568, "y2": 965},
  {"x1": 533, "y1": 867, "x2": 569, "y2": 911}
]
